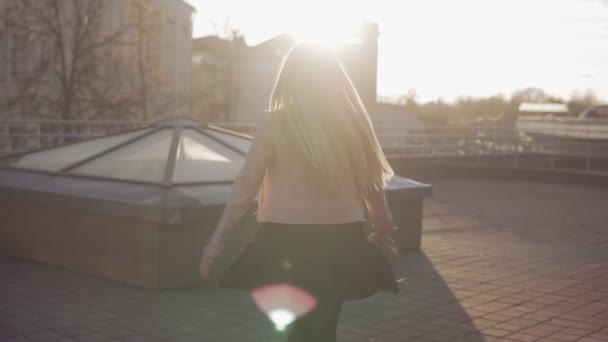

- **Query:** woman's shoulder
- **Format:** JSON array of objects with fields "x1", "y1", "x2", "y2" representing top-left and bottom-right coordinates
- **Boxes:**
[
  {"x1": 250, "y1": 111, "x2": 276, "y2": 157},
  {"x1": 258, "y1": 110, "x2": 284, "y2": 140},
  {"x1": 261, "y1": 109, "x2": 284, "y2": 122},
  {"x1": 256, "y1": 111, "x2": 275, "y2": 135}
]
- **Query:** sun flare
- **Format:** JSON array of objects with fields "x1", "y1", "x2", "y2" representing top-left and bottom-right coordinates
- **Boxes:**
[
  {"x1": 287, "y1": 19, "x2": 361, "y2": 47},
  {"x1": 283, "y1": 1, "x2": 363, "y2": 47},
  {"x1": 191, "y1": 0, "x2": 608, "y2": 102}
]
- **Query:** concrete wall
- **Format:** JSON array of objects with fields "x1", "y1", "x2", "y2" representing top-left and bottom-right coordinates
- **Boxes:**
[
  {"x1": 0, "y1": 197, "x2": 260, "y2": 289},
  {"x1": 0, "y1": 181, "x2": 431, "y2": 289},
  {"x1": 0, "y1": 199, "x2": 159, "y2": 288}
]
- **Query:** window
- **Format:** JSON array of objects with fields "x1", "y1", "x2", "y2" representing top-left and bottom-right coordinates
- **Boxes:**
[
  {"x1": 0, "y1": 30, "x2": 9, "y2": 82},
  {"x1": 165, "y1": 17, "x2": 176, "y2": 90},
  {"x1": 10, "y1": 31, "x2": 29, "y2": 79}
]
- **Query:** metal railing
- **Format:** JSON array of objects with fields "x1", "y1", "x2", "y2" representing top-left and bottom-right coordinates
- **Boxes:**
[
  {"x1": 0, "y1": 119, "x2": 148, "y2": 154},
  {"x1": 1, "y1": 119, "x2": 607, "y2": 174}
]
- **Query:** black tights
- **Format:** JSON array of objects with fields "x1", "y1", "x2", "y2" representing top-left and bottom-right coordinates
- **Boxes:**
[{"x1": 286, "y1": 296, "x2": 343, "y2": 342}]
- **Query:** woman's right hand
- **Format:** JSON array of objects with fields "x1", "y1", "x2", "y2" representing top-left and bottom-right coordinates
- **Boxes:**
[{"x1": 199, "y1": 253, "x2": 215, "y2": 281}]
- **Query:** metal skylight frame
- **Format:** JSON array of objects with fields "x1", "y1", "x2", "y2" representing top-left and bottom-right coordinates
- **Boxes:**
[{"x1": 0, "y1": 119, "x2": 255, "y2": 188}]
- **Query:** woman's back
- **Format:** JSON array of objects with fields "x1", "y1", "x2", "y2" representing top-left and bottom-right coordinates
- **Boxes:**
[{"x1": 258, "y1": 147, "x2": 366, "y2": 224}]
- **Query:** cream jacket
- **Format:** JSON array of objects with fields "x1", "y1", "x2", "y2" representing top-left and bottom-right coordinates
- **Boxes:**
[{"x1": 203, "y1": 120, "x2": 393, "y2": 258}]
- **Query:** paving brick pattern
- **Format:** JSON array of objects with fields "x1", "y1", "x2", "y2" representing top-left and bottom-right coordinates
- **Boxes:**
[{"x1": 1, "y1": 179, "x2": 608, "y2": 341}]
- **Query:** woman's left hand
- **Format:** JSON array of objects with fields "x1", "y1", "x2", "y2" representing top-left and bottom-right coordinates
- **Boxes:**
[
  {"x1": 199, "y1": 254, "x2": 215, "y2": 281},
  {"x1": 368, "y1": 230, "x2": 400, "y2": 260}
]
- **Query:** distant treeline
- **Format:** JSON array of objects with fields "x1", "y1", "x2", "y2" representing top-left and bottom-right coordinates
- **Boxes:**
[{"x1": 381, "y1": 88, "x2": 602, "y2": 125}]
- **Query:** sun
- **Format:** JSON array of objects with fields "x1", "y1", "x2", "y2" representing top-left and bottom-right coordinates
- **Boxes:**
[
  {"x1": 288, "y1": 21, "x2": 360, "y2": 47},
  {"x1": 284, "y1": 1, "x2": 363, "y2": 47}
]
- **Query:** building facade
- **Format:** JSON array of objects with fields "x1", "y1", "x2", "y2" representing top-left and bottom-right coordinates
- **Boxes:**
[
  {"x1": 0, "y1": 0, "x2": 194, "y2": 121},
  {"x1": 192, "y1": 21, "x2": 381, "y2": 124}
]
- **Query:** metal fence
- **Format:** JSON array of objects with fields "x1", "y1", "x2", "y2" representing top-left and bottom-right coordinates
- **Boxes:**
[
  {"x1": 0, "y1": 119, "x2": 148, "y2": 154},
  {"x1": 1, "y1": 119, "x2": 607, "y2": 174},
  {"x1": 376, "y1": 126, "x2": 608, "y2": 173}
]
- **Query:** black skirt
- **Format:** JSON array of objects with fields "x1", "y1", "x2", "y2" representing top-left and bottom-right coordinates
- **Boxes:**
[{"x1": 218, "y1": 221, "x2": 400, "y2": 301}]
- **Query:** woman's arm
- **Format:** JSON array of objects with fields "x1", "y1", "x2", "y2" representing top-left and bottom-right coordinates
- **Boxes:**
[
  {"x1": 365, "y1": 187, "x2": 399, "y2": 259},
  {"x1": 364, "y1": 187, "x2": 396, "y2": 233},
  {"x1": 203, "y1": 123, "x2": 273, "y2": 258}
]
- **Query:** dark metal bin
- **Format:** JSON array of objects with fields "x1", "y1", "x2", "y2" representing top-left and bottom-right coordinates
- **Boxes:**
[{"x1": 384, "y1": 176, "x2": 432, "y2": 250}]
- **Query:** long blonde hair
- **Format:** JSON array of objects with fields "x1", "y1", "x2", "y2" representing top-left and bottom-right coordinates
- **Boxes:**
[{"x1": 267, "y1": 42, "x2": 393, "y2": 199}]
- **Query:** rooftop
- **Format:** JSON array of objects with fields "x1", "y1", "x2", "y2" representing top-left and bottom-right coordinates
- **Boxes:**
[
  {"x1": 1, "y1": 179, "x2": 607, "y2": 341},
  {"x1": 519, "y1": 102, "x2": 569, "y2": 114}
]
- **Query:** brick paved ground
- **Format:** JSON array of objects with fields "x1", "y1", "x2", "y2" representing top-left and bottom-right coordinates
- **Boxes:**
[{"x1": 1, "y1": 179, "x2": 608, "y2": 342}]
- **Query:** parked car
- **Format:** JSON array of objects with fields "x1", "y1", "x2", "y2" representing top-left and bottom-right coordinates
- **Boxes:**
[{"x1": 578, "y1": 105, "x2": 608, "y2": 120}]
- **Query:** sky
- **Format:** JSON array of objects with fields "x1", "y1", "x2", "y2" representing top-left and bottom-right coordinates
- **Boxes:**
[{"x1": 186, "y1": 0, "x2": 608, "y2": 103}]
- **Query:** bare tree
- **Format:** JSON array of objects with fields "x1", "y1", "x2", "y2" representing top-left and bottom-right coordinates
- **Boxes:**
[
  {"x1": 191, "y1": 17, "x2": 244, "y2": 123},
  {"x1": 1, "y1": 1, "x2": 122, "y2": 121},
  {"x1": 568, "y1": 90, "x2": 601, "y2": 116},
  {"x1": 0, "y1": 0, "x2": 175, "y2": 124},
  {"x1": 122, "y1": 0, "x2": 176, "y2": 121}
]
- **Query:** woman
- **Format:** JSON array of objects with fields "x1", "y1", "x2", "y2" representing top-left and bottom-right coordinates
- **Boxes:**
[{"x1": 200, "y1": 42, "x2": 400, "y2": 342}]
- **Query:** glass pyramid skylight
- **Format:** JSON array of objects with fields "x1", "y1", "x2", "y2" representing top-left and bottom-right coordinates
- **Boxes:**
[{"x1": 1, "y1": 119, "x2": 253, "y2": 186}]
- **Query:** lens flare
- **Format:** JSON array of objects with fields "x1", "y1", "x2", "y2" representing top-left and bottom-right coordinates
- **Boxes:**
[
  {"x1": 282, "y1": 260, "x2": 293, "y2": 271},
  {"x1": 268, "y1": 309, "x2": 296, "y2": 331},
  {"x1": 251, "y1": 283, "x2": 317, "y2": 330}
]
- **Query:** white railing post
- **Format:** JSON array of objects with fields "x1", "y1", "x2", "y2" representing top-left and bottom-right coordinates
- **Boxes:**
[
  {"x1": 10, "y1": 122, "x2": 15, "y2": 154},
  {"x1": 59, "y1": 123, "x2": 65, "y2": 146},
  {"x1": 585, "y1": 130, "x2": 591, "y2": 172},
  {"x1": 2, "y1": 123, "x2": 9, "y2": 154},
  {"x1": 513, "y1": 131, "x2": 519, "y2": 168},
  {"x1": 85, "y1": 120, "x2": 91, "y2": 137},
  {"x1": 35, "y1": 123, "x2": 41, "y2": 149},
  {"x1": 475, "y1": 124, "x2": 481, "y2": 166}
]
